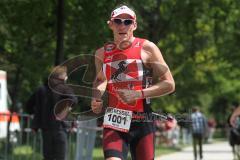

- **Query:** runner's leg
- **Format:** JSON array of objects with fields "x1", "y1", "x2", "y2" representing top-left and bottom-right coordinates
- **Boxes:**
[
  {"x1": 130, "y1": 121, "x2": 155, "y2": 160},
  {"x1": 103, "y1": 128, "x2": 128, "y2": 160}
]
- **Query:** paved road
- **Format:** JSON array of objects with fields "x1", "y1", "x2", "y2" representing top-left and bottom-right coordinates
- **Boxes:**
[{"x1": 156, "y1": 141, "x2": 234, "y2": 160}]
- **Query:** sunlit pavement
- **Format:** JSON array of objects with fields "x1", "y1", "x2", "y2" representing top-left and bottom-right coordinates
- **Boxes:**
[{"x1": 156, "y1": 141, "x2": 234, "y2": 160}]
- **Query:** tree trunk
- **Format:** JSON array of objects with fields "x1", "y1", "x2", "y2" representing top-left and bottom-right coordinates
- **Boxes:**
[{"x1": 55, "y1": 0, "x2": 65, "y2": 66}]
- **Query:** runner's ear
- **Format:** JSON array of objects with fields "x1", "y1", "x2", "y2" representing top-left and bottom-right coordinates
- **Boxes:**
[
  {"x1": 108, "y1": 20, "x2": 114, "y2": 30},
  {"x1": 132, "y1": 21, "x2": 137, "y2": 31}
]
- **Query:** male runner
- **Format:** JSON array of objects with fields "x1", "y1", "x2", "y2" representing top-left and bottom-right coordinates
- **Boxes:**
[{"x1": 91, "y1": 5, "x2": 175, "y2": 160}]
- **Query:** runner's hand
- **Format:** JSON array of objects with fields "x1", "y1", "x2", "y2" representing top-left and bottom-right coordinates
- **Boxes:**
[
  {"x1": 117, "y1": 89, "x2": 142, "y2": 104},
  {"x1": 91, "y1": 99, "x2": 103, "y2": 114}
]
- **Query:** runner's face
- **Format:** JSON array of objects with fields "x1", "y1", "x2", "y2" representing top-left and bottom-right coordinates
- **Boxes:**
[{"x1": 109, "y1": 14, "x2": 137, "y2": 43}]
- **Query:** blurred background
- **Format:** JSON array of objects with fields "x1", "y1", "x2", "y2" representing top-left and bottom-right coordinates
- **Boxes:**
[{"x1": 0, "y1": 0, "x2": 240, "y2": 159}]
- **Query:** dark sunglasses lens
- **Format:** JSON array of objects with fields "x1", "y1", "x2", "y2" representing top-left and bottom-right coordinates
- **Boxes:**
[
  {"x1": 124, "y1": 20, "x2": 133, "y2": 25},
  {"x1": 113, "y1": 19, "x2": 122, "y2": 25}
]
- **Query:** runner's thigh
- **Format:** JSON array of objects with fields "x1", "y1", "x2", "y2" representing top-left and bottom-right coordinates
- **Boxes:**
[{"x1": 103, "y1": 128, "x2": 128, "y2": 160}]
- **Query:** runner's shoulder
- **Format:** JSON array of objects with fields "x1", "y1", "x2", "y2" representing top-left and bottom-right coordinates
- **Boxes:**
[{"x1": 142, "y1": 40, "x2": 160, "y2": 54}]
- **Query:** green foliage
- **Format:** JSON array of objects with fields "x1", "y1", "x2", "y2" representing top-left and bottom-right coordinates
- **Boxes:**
[{"x1": 0, "y1": 0, "x2": 239, "y2": 123}]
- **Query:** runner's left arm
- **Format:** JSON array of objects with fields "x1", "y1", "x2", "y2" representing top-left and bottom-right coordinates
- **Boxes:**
[{"x1": 141, "y1": 40, "x2": 175, "y2": 98}]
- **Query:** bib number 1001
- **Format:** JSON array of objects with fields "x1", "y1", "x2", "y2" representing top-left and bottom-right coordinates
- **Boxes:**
[{"x1": 108, "y1": 114, "x2": 127, "y2": 125}]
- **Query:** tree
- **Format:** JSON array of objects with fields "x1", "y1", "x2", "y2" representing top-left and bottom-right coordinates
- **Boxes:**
[{"x1": 0, "y1": 0, "x2": 239, "y2": 125}]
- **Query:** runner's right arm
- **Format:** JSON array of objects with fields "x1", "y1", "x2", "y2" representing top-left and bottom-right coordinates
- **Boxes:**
[{"x1": 91, "y1": 48, "x2": 108, "y2": 114}]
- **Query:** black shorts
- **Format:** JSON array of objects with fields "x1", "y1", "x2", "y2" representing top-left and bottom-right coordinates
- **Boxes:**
[{"x1": 103, "y1": 121, "x2": 155, "y2": 160}]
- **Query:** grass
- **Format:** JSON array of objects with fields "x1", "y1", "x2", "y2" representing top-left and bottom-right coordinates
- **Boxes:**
[
  {"x1": 92, "y1": 144, "x2": 180, "y2": 160},
  {"x1": 1, "y1": 143, "x2": 180, "y2": 160},
  {"x1": 5, "y1": 145, "x2": 42, "y2": 160},
  {"x1": 13, "y1": 145, "x2": 33, "y2": 155},
  {"x1": 93, "y1": 147, "x2": 104, "y2": 160},
  {"x1": 155, "y1": 145, "x2": 181, "y2": 157}
]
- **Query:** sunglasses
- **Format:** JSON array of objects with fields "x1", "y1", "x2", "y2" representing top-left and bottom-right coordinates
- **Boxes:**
[{"x1": 112, "y1": 18, "x2": 134, "y2": 26}]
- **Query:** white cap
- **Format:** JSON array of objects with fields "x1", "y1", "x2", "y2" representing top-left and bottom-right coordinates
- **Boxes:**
[{"x1": 111, "y1": 5, "x2": 136, "y2": 19}]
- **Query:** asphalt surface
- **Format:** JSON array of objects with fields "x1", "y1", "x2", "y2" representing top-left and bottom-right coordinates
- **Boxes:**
[{"x1": 156, "y1": 141, "x2": 235, "y2": 160}]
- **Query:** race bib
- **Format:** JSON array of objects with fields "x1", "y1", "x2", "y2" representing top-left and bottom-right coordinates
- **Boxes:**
[{"x1": 103, "y1": 107, "x2": 132, "y2": 133}]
